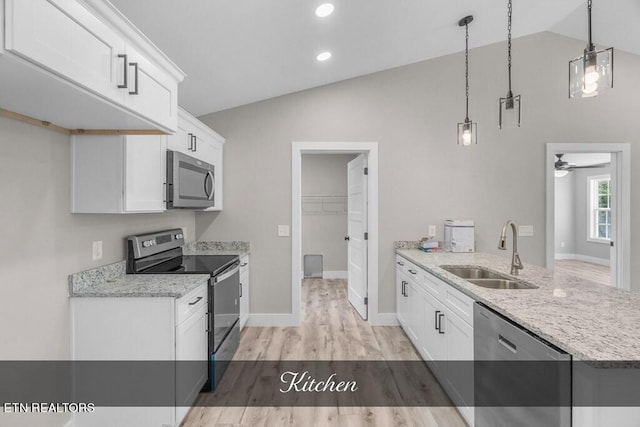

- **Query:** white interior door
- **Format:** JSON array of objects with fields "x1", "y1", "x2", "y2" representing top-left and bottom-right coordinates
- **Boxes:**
[
  {"x1": 347, "y1": 154, "x2": 368, "y2": 320},
  {"x1": 609, "y1": 154, "x2": 618, "y2": 287}
]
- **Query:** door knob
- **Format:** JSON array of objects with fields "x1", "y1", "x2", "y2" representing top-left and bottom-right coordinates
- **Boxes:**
[{"x1": 344, "y1": 236, "x2": 350, "y2": 241}]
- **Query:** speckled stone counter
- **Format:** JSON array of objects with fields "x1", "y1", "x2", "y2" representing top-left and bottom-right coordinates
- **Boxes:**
[
  {"x1": 69, "y1": 261, "x2": 209, "y2": 298},
  {"x1": 183, "y1": 241, "x2": 250, "y2": 256},
  {"x1": 395, "y1": 249, "x2": 640, "y2": 362}
]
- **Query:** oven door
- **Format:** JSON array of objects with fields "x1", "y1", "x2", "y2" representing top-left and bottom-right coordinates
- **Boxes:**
[
  {"x1": 166, "y1": 150, "x2": 215, "y2": 209},
  {"x1": 211, "y1": 262, "x2": 240, "y2": 353}
]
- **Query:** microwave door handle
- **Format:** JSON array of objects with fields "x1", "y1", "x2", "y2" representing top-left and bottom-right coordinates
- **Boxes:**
[
  {"x1": 215, "y1": 265, "x2": 240, "y2": 283},
  {"x1": 204, "y1": 171, "x2": 214, "y2": 200}
]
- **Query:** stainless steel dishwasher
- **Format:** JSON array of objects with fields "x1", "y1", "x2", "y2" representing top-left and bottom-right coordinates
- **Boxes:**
[{"x1": 474, "y1": 303, "x2": 572, "y2": 427}]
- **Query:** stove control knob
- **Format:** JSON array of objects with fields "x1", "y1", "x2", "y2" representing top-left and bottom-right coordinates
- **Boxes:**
[
  {"x1": 142, "y1": 240, "x2": 154, "y2": 248},
  {"x1": 175, "y1": 233, "x2": 183, "y2": 240}
]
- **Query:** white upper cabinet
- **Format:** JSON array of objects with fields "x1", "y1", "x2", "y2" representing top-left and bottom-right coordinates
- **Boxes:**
[
  {"x1": 168, "y1": 107, "x2": 225, "y2": 210},
  {"x1": 71, "y1": 134, "x2": 167, "y2": 213},
  {"x1": 1, "y1": 0, "x2": 184, "y2": 132}
]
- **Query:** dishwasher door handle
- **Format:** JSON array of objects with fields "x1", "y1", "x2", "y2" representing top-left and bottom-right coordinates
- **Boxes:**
[{"x1": 498, "y1": 334, "x2": 517, "y2": 353}]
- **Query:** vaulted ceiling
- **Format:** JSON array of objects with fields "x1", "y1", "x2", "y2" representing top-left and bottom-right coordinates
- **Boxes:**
[{"x1": 109, "y1": 0, "x2": 638, "y2": 116}]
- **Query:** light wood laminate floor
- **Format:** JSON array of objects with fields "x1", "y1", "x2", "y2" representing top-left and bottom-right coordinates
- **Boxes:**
[
  {"x1": 555, "y1": 259, "x2": 611, "y2": 287},
  {"x1": 181, "y1": 278, "x2": 466, "y2": 427}
]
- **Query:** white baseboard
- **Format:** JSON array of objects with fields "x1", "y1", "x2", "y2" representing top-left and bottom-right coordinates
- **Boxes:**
[
  {"x1": 369, "y1": 313, "x2": 399, "y2": 326},
  {"x1": 246, "y1": 313, "x2": 299, "y2": 327},
  {"x1": 555, "y1": 253, "x2": 610, "y2": 267},
  {"x1": 323, "y1": 270, "x2": 347, "y2": 279}
]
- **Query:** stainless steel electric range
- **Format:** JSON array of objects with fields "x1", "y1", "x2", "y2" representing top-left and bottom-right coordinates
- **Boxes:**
[{"x1": 126, "y1": 228, "x2": 240, "y2": 391}]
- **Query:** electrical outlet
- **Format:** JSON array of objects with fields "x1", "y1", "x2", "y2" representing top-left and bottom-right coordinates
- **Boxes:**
[
  {"x1": 92, "y1": 241, "x2": 103, "y2": 261},
  {"x1": 428, "y1": 225, "x2": 436, "y2": 237},
  {"x1": 278, "y1": 225, "x2": 290, "y2": 237},
  {"x1": 519, "y1": 225, "x2": 534, "y2": 237}
]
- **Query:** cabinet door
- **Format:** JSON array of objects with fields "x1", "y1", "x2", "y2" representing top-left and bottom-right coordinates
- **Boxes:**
[
  {"x1": 404, "y1": 279, "x2": 422, "y2": 345},
  {"x1": 123, "y1": 45, "x2": 178, "y2": 132},
  {"x1": 396, "y1": 269, "x2": 408, "y2": 328},
  {"x1": 175, "y1": 305, "x2": 208, "y2": 423},
  {"x1": 124, "y1": 135, "x2": 167, "y2": 212},
  {"x1": 420, "y1": 289, "x2": 446, "y2": 371},
  {"x1": 167, "y1": 120, "x2": 193, "y2": 156},
  {"x1": 6, "y1": 0, "x2": 125, "y2": 104},
  {"x1": 443, "y1": 307, "x2": 474, "y2": 416},
  {"x1": 239, "y1": 256, "x2": 250, "y2": 330}
]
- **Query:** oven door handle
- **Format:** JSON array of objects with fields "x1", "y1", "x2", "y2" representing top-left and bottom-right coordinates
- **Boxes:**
[
  {"x1": 215, "y1": 265, "x2": 240, "y2": 283},
  {"x1": 204, "y1": 171, "x2": 215, "y2": 201}
]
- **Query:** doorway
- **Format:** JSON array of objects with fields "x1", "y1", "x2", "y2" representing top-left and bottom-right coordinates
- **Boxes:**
[
  {"x1": 292, "y1": 142, "x2": 379, "y2": 325},
  {"x1": 546, "y1": 143, "x2": 630, "y2": 290}
]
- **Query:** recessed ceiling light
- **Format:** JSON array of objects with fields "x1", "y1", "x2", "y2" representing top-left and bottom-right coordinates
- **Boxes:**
[
  {"x1": 315, "y1": 3, "x2": 334, "y2": 18},
  {"x1": 316, "y1": 51, "x2": 332, "y2": 62}
]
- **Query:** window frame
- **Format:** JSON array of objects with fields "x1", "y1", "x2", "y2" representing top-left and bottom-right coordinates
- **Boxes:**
[{"x1": 587, "y1": 174, "x2": 612, "y2": 244}]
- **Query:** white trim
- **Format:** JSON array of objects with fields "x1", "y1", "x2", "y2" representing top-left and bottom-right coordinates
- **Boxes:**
[
  {"x1": 554, "y1": 253, "x2": 611, "y2": 267},
  {"x1": 546, "y1": 143, "x2": 630, "y2": 290},
  {"x1": 246, "y1": 313, "x2": 299, "y2": 327},
  {"x1": 323, "y1": 270, "x2": 348, "y2": 279},
  {"x1": 371, "y1": 313, "x2": 400, "y2": 326},
  {"x1": 292, "y1": 142, "x2": 380, "y2": 325}
]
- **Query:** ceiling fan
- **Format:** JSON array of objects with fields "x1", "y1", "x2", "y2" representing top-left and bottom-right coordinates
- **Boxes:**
[{"x1": 554, "y1": 154, "x2": 609, "y2": 172}]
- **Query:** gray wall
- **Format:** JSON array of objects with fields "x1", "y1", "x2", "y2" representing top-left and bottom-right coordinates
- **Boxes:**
[
  {"x1": 301, "y1": 154, "x2": 354, "y2": 273},
  {"x1": 0, "y1": 117, "x2": 196, "y2": 359},
  {"x1": 555, "y1": 173, "x2": 576, "y2": 255},
  {"x1": 196, "y1": 31, "x2": 640, "y2": 315}
]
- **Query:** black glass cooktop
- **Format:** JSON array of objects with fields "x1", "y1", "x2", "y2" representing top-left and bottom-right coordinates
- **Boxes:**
[{"x1": 141, "y1": 254, "x2": 238, "y2": 276}]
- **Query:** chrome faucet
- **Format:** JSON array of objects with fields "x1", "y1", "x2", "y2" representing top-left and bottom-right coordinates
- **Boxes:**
[{"x1": 498, "y1": 220, "x2": 524, "y2": 276}]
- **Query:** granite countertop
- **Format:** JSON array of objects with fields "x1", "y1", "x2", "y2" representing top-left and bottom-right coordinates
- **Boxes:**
[
  {"x1": 68, "y1": 261, "x2": 209, "y2": 298},
  {"x1": 183, "y1": 241, "x2": 250, "y2": 256},
  {"x1": 395, "y1": 249, "x2": 640, "y2": 362}
]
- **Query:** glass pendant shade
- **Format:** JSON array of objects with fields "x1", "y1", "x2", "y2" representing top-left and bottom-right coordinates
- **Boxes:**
[
  {"x1": 457, "y1": 120, "x2": 477, "y2": 146},
  {"x1": 555, "y1": 170, "x2": 569, "y2": 178},
  {"x1": 569, "y1": 47, "x2": 613, "y2": 98},
  {"x1": 499, "y1": 94, "x2": 521, "y2": 128}
]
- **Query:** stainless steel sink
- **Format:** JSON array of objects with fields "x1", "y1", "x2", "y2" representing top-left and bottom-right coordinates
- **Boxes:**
[
  {"x1": 439, "y1": 265, "x2": 506, "y2": 280},
  {"x1": 466, "y1": 278, "x2": 538, "y2": 290},
  {"x1": 439, "y1": 265, "x2": 538, "y2": 290}
]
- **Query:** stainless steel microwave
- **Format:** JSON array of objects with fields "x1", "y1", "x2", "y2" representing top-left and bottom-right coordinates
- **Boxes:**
[{"x1": 166, "y1": 150, "x2": 215, "y2": 209}]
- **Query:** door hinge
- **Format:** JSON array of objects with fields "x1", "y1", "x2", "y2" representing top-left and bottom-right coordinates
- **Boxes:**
[
  {"x1": 364, "y1": 167, "x2": 368, "y2": 175},
  {"x1": 364, "y1": 232, "x2": 368, "y2": 240},
  {"x1": 364, "y1": 297, "x2": 368, "y2": 305}
]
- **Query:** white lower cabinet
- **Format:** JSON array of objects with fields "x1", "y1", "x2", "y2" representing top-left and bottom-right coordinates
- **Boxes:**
[
  {"x1": 239, "y1": 254, "x2": 250, "y2": 329},
  {"x1": 71, "y1": 134, "x2": 166, "y2": 213},
  {"x1": 395, "y1": 255, "x2": 475, "y2": 426},
  {"x1": 70, "y1": 283, "x2": 208, "y2": 427}
]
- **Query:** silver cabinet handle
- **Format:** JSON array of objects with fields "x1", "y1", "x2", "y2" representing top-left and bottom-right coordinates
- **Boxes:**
[
  {"x1": 117, "y1": 54, "x2": 127, "y2": 88},
  {"x1": 435, "y1": 310, "x2": 441, "y2": 330},
  {"x1": 128, "y1": 62, "x2": 139, "y2": 95},
  {"x1": 188, "y1": 296, "x2": 203, "y2": 306},
  {"x1": 408, "y1": 269, "x2": 417, "y2": 275},
  {"x1": 188, "y1": 133, "x2": 194, "y2": 151},
  {"x1": 192, "y1": 134, "x2": 197, "y2": 151},
  {"x1": 241, "y1": 263, "x2": 248, "y2": 267},
  {"x1": 397, "y1": 261, "x2": 405, "y2": 266},
  {"x1": 437, "y1": 313, "x2": 445, "y2": 334},
  {"x1": 498, "y1": 334, "x2": 517, "y2": 353},
  {"x1": 239, "y1": 282, "x2": 243, "y2": 298}
]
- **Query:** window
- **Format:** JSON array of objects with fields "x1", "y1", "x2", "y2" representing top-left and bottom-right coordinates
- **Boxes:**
[{"x1": 589, "y1": 175, "x2": 611, "y2": 241}]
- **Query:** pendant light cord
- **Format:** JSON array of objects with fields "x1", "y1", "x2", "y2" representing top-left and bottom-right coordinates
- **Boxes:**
[
  {"x1": 464, "y1": 22, "x2": 469, "y2": 121},
  {"x1": 507, "y1": 0, "x2": 513, "y2": 96},
  {"x1": 587, "y1": 0, "x2": 594, "y2": 50}
]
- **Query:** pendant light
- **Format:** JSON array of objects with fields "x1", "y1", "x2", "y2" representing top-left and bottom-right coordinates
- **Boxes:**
[
  {"x1": 457, "y1": 15, "x2": 477, "y2": 146},
  {"x1": 499, "y1": 0, "x2": 521, "y2": 129},
  {"x1": 568, "y1": 0, "x2": 613, "y2": 98}
]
